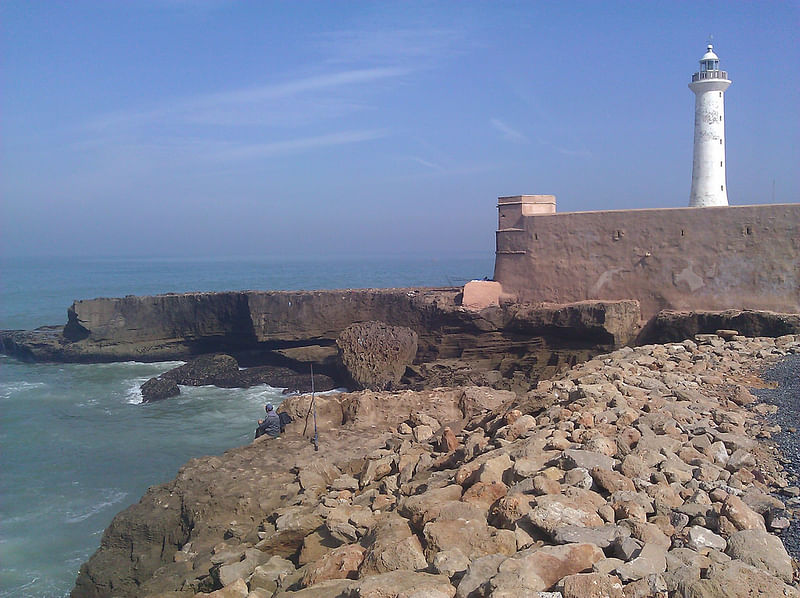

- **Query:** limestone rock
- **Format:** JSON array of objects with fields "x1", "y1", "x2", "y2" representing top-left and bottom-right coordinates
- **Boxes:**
[
  {"x1": 249, "y1": 556, "x2": 295, "y2": 594},
  {"x1": 336, "y1": 321, "x2": 418, "y2": 391},
  {"x1": 684, "y1": 560, "x2": 800, "y2": 598},
  {"x1": 615, "y1": 543, "x2": 667, "y2": 582},
  {"x1": 455, "y1": 554, "x2": 507, "y2": 598},
  {"x1": 300, "y1": 543, "x2": 365, "y2": 587},
  {"x1": 724, "y1": 529, "x2": 793, "y2": 582},
  {"x1": 590, "y1": 467, "x2": 636, "y2": 494},
  {"x1": 622, "y1": 573, "x2": 668, "y2": 598},
  {"x1": 482, "y1": 543, "x2": 604, "y2": 594},
  {"x1": 461, "y1": 481, "x2": 507, "y2": 509},
  {"x1": 216, "y1": 548, "x2": 269, "y2": 587},
  {"x1": 686, "y1": 526, "x2": 726, "y2": 552},
  {"x1": 273, "y1": 579, "x2": 355, "y2": 597},
  {"x1": 563, "y1": 449, "x2": 615, "y2": 472},
  {"x1": 432, "y1": 548, "x2": 470, "y2": 580},
  {"x1": 560, "y1": 572, "x2": 624, "y2": 598},
  {"x1": 422, "y1": 518, "x2": 516, "y2": 561},
  {"x1": 359, "y1": 514, "x2": 427, "y2": 575},
  {"x1": 349, "y1": 570, "x2": 456, "y2": 598},
  {"x1": 720, "y1": 495, "x2": 766, "y2": 532},
  {"x1": 553, "y1": 524, "x2": 630, "y2": 549},
  {"x1": 526, "y1": 494, "x2": 604, "y2": 536},
  {"x1": 196, "y1": 578, "x2": 248, "y2": 598}
]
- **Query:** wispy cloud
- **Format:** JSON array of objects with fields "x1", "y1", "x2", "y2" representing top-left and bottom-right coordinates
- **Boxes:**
[
  {"x1": 318, "y1": 28, "x2": 465, "y2": 67},
  {"x1": 85, "y1": 68, "x2": 408, "y2": 132},
  {"x1": 490, "y1": 118, "x2": 528, "y2": 143},
  {"x1": 555, "y1": 146, "x2": 592, "y2": 158},
  {"x1": 408, "y1": 156, "x2": 444, "y2": 171},
  {"x1": 199, "y1": 68, "x2": 410, "y2": 106},
  {"x1": 212, "y1": 130, "x2": 388, "y2": 161},
  {"x1": 534, "y1": 136, "x2": 592, "y2": 158}
]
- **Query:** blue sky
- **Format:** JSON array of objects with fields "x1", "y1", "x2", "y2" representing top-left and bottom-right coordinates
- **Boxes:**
[{"x1": 2, "y1": 1, "x2": 798, "y2": 258}]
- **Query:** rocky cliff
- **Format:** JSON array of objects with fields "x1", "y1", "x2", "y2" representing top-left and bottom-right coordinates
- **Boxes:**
[
  {"x1": 1, "y1": 290, "x2": 642, "y2": 395},
  {"x1": 72, "y1": 332, "x2": 800, "y2": 597}
]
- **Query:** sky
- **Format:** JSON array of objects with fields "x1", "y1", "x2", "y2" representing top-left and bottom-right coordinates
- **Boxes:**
[{"x1": 1, "y1": 1, "x2": 798, "y2": 258}]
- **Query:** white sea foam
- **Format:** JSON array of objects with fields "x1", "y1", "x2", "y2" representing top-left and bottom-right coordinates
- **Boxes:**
[
  {"x1": 124, "y1": 376, "x2": 152, "y2": 404},
  {"x1": 0, "y1": 577, "x2": 40, "y2": 598},
  {"x1": 0, "y1": 380, "x2": 46, "y2": 399},
  {"x1": 64, "y1": 489, "x2": 128, "y2": 524},
  {"x1": 93, "y1": 360, "x2": 185, "y2": 370}
]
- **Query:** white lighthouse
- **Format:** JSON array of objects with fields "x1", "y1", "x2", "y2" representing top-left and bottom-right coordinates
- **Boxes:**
[{"x1": 689, "y1": 44, "x2": 731, "y2": 207}]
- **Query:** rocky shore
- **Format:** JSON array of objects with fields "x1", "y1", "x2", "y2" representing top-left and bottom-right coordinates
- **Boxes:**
[{"x1": 72, "y1": 331, "x2": 800, "y2": 597}]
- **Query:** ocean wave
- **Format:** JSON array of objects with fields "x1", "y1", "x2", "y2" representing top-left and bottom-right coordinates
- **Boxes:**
[
  {"x1": 64, "y1": 489, "x2": 128, "y2": 524},
  {"x1": 91, "y1": 360, "x2": 185, "y2": 370},
  {"x1": 0, "y1": 577, "x2": 40, "y2": 598},
  {"x1": 0, "y1": 380, "x2": 46, "y2": 399},
  {"x1": 124, "y1": 377, "x2": 151, "y2": 404}
]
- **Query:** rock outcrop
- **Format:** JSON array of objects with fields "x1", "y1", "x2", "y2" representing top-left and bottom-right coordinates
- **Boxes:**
[
  {"x1": 336, "y1": 321, "x2": 418, "y2": 390},
  {"x1": 72, "y1": 332, "x2": 800, "y2": 597},
  {"x1": 638, "y1": 308, "x2": 800, "y2": 344},
  {"x1": 2, "y1": 292, "x2": 642, "y2": 395},
  {"x1": 140, "y1": 354, "x2": 336, "y2": 402}
]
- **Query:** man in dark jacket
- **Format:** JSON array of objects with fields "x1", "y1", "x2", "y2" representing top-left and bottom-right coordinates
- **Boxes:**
[{"x1": 255, "y1": 404, "x2": 281, "y2": 439}]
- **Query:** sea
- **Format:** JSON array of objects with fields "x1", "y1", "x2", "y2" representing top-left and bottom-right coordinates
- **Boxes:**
[{"x1": 0, "y1": 253, "x2": 494, "y2": 597}]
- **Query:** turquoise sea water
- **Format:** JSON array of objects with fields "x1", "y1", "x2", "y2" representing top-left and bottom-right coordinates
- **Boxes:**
[{"x1": 0, "y1": 254, "x2": 493, "y2": 597}]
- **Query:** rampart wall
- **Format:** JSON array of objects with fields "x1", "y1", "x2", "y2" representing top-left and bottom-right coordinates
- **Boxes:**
[{"x1": 494, "y1": 201, "x2": 799, "y2": 319}]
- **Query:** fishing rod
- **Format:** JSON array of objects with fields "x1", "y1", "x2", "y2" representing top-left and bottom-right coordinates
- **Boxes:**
[{"x1": 301, "y1": 363, "x2": 319, "y2": 452}]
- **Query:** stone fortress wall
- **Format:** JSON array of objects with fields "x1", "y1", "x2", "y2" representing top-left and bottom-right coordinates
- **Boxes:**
[{"x1": 492, "y1": 196, "x2": 799, "y2": 319}]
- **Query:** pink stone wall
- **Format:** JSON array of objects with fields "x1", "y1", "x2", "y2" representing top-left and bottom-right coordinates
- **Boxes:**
[{"x1": 494, "y1": 204, "x2": 800, "y2": 320}]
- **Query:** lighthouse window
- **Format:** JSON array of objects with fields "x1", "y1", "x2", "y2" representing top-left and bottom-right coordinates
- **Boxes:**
[
  {"x1": 721, "y1": 185, "x2": 724, "y2": 191},
  {"x1": 720, "y1": 161, "x2": 723, "y2": 167},
  {"x1": 719, "y1": 92, "x2": 722, "y2": 97},
  {"x1": 720, "y1": 139, "x2": 723, "y2": 144}
]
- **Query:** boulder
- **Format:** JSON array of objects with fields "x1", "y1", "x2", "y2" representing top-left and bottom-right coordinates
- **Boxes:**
[
  {"x1": 724, "y1": 529, "x2": 793, "y2": 582},
  {"x1": 348, "y1": 570, "x2": 456, "y2": 598},
  {"x1": 685, "y1": 526, "x2": 726, "y2": 552},
  {"x1": 563, "y1": 449, "x2": 615, "y2": 471},
  {"x1": 249, "y1": 556, "x2": 295, "y2": 594},
  {"x1": 141, "y1": 376, "x2": 180, "y2": 403},
  {"x1": 614, "y1": 543, "x2": 667, "y2": 582},
  {"x1": 683, "y1": 560, "x2": 800, "y2": 598},
  {"x1": 720, "y1": 496, "x2": 766, "y2": 532},
  {"x1": 359, "y1": 514, "x2": 427, "y2": 575},
  {"x1": 216, "y1": 548, "x2": 269, "y2": 587},
  {"x1": 194, "y1": 578, "x2": 248, "y2": 598},
  {"x1": 455, "y1": 554, "x2": 507, "y2": 598},
  {"x1": 553, "y1": 524, "x2": 629, "y2": 549},
  {"x1": 526, "y1": 494, "x2": 604, "y2": 536},
  {"x1": 300, "y1": 543, "x2": 365, "y2": 587},
  {"x1": 336, "y1": 321, "x2": 418, "y2": 390},
  {"x1": 422, "y1": 518, "x2": 516, "y2": 561},
  {"x1": 590, "y1": 468, "x2": 635, "y2": 494},
  {"x1": 165, "y1": 353, "x2": 239, "y2": 385},
  {"x1": 560, "y1": 572, "x2": 624, "y2": 598},
  {"x1": 481, "y1": 543, "x2": 604, "y2": 594}
]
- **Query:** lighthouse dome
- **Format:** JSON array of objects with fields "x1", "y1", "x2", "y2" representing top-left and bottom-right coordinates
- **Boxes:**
[{"x1": 701, "y1": 45, "x2": 719, "y2": 62}]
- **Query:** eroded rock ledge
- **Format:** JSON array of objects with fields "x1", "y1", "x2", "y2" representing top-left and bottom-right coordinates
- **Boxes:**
[
  {"x1": 1, "y1": 290, "x2": 642, "y2": 394},
  {"x1": 72, "y1": 333, "x2": 800, "y2": 597}
]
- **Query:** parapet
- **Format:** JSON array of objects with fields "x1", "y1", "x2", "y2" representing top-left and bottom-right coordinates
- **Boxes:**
[{"x1": 498, "y1": 195, "x2": 556, "y2": 230}]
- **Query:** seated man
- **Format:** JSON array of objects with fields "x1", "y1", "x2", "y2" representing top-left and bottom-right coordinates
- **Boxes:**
[{"x1": 255, "y1": 404, "x2": 281, "y2": 439}]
